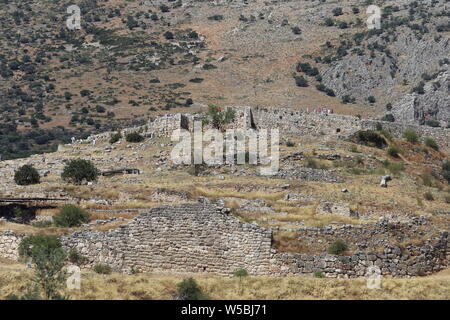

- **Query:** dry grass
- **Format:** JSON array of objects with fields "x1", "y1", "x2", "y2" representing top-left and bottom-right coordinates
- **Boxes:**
[
  {"x1": 0, "y1": 264, "x2": 448, "y2": 300},
  {"x1": 272, "y1": 231, "x2": 308, "y2": 253},
  {"x1": 93, "y1": 220, "x2": 130, "y2": 232},
  {"x1": 0, "y1": 222, "x2": 68, "y2": 236},
  {"x1": 271, "y1": 204, "x2": 366, "y2": 227},
  {"x1": 191, "y1": 186, "x2": 286, "y2": 202}
]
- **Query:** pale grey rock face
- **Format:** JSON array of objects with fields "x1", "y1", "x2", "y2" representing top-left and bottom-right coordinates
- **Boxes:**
[
  {"x1": 390, "y1": 72, "x2": 450, "y2": 125},
  {"x1": 320, "y1": 23, "x2": 450, "y2": 122}
]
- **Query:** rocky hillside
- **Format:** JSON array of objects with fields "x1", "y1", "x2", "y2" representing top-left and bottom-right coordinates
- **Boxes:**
[{"x1": 0, "y1": 0, "x2": 449, "y2": 159}]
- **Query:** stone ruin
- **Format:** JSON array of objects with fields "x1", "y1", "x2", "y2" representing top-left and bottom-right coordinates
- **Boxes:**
[
  {"x1": 76, "y1": 106, "x2": 450, "y2": 153},
  {"x1": 1, "y1": 203, "x2": 448, "y2": 277}
]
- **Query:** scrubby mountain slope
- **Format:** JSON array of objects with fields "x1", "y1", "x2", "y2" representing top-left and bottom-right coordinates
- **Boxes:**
[{"x1": 0, "y1": 0, "x2": 449, "y2": 159}]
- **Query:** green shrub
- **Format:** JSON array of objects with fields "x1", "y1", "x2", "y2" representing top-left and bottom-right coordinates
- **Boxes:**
[
  {"x1": 6, "y1": 286, "x2": 42, "y2": 300},
  {"x1": 163, "y1": 31, "x2": 174, "y2": 40},
  {"x1": 424, "y1": 137, "x2": 438, "y2": 150},
  {"x1": 233, "y1": 268, "x2": 248, "y2": 293},
  {"x1": 314, "y1": 271, "x2": 325, "y2": 278},
  {"x1": 403, "y1": 129, "x2": 418, "y2": 143},
  {"x1": 176, "y1": 278, "x2": 207, "y2": 300},
  {"x1": 291, "y1": 26, "x2": 301, "y2": 34},
  {"x1": 387, "y1": 145, "x2": 400, "y2": 157},
  {"x1": 332, "y1": 7, "x2": 343, "y2": 16},
  {"x1": 202, "y1": 105, "x2": 236, "y2": 131},
  {"x1": 425, "y1": 119, "x2": 440, "y2": 128},
  {"x1": 14, "y1": 164, "x2": 40, "y2": 185},
  {"x1": 31, "y1": 220, "x2": 52, "y2": 228},
  {"x1": 53, "y1": 205, "x2": 90, "y2": 227},
  {"x1": 424, "y1": 192, "x2": 434, "y2": 201},
  {"x1": 94, "y1": 264, "x2": 112, "y2": 274},
  {"x1": 443, "y1": 160, "x2": 450, "y2": 172},
  {"x1": 61, "y1": 159, "x2": 99, "y2": 185},
  {"x1": 306, "y1": 158, "x2": 319, "y2": 169},
  {"x1": 202, "y1": 63, "x2": 217, "y2": 70},
  {"x1": 421, "y1": 174, "x2": 434, "y2": 187},
  {"x1": 443, "y1": 161, "x2": 450, "y2": 184},
  {"x1": 68, "y1": 248, "x2": 86, "y2": 265},
  {"x1": 382, "y1": 160, "x2": 404, "y2": 175},
  {"x1": 338, "y1": 21, "x2": 348, "y2": 29},
  {"x1": 125, "y1": 132, "x2": 144, "y2": 143},
  {"x1": 294, "y1": 75, "x2": 308, "y2": 87},
  {"x1": 29, "y1": 245, "x2": 68, "y2": 300},
  {"x1": 286, "y1": 140, "x2": 295, "y2": 147},
  {"x1": 328, "y1": 240, "x2": 348, "y2": 255},
  {"x1": 19, "y1": 235, "x2": 62, "y2": 260},
  {"x1": 109, "y1": 132, "x2": 121, "y2": 144},
  {"x1": 357, "y1": 131, "x2": 386, "y2": 148},
  {"x1": 324, "y1": 18, "x2": 334, "y2": 26},
  {"x1": 416, "y1": 269, "x2": 426, "y2": 277}
]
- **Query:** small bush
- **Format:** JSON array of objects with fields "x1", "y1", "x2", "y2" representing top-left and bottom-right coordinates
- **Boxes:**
[
  {"x1": 424, "y1": 137, "x2": 438, "y2": 150},
  {"x1": 68, "y1": 248, "x2": 86, "y2": 265},
  {"x1": 306, "y1": 158, "x2": 319, "y2": 169},
  {"x1": 387, "y1": 145, "x2": 400, "y2": 157},
  {"x1": 416, "y1": 269, "x2": 426, "y2": 277},
  {"x1": 109, "y1": 132, "x2": 121, "y2": 144},
  {"x1": 314, "y1": 271, "x2": 325, "y2": 278},
  {"x1": 382, "y1": 160, "x2": 404, "y2": 175},
  {"x1": 421, "y1": 174, "x2": 434, "y2": 187},
  {"x1": 163, "y1": 31, "x2": 174, "y2": 40},
  {"x1": 202, "y1": 105, "x2": 235, "y2": 131},
  {"x1": 294, "y1": 75, "x2": 308, "y2": 87},
  {"x1": 233, "y1": 268, "x2": 248, "y2": 293},
  {"x1": 176, "y1": 278, "x2": 207, "y2": 300},
  {"x1": 6, "y1": 286, "x2": 42, "y2": 300},
  {"x1": 291, "y1": 26, "x2": 301, "y2": 34},
  {"x1": 18, "y1": 235, "x2": 62, "y2": 260},
  {"x1": 31, "y1": 220, "x2": 53, "y2": 228},
  {"x1": 53, "y1": 205, "x2": 90, "y2": 227},
  {"x1": 14, "y1": 165, "x2": 40, "y2": 185},
  {"x1": 61, "y1": 159, "x2": 99, "y2": 185},
  {"x1": 125, "y1": 132, "x2": 144, "y2": 143},
  {"x1": 332, "y1": 7, "x2": 343, "y2": 16},
  {"x1": 357, "y1": 131, "x2": 386, "y2": 148},
  {"x1": 403, "y1": 129, "x2": 418, "y2": 143},
  {"x1": 94, "y1": 264, "x2": 112, "y2": 274},
  {"x1": 425, "y1": 119, "x2": 440, "y2": 128},
  {"x1": 286, "y1": 140, "x2": 295, "y2": 147},
  {"x1": 443, "y1": 160, "x2": 450, "y2": 184},
  {"x1": 424, "y1": 192, "x2": 434, "y2": 201},
  {"x1": 328, "y1": 240, "x2": 348, "y2": 255}
]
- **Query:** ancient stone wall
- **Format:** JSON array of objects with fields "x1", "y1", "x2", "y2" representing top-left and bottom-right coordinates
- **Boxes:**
[
  {"x1": 249, "y1": 106, "x2": 362, "y2": 138},
  {"x1": 226, "y1": 106, "x2": 450, "y2": 153},
  {"x1": 0, "y1": 230, "x2": 23, "y2": 261},
  {"x1": 146, "y1": 113, "x2": 189, "y2": 138},
  {"x1": 74, "y1": 106, "x2": 449, "y2": 152},
  {"x1": 1, "y1": 204, "x2": 448, "y2": 277},
  {"x1": 61, "y1": 204, "x2": 273, "y2": 275},
  {"x1": 361, "y1": 120, "x2": 450, "y2": 152}
]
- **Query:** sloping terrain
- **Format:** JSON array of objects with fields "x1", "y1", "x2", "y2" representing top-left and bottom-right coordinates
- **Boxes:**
[{"x1": 1, "y1": 0, "x2": 448, "y2": 159}]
